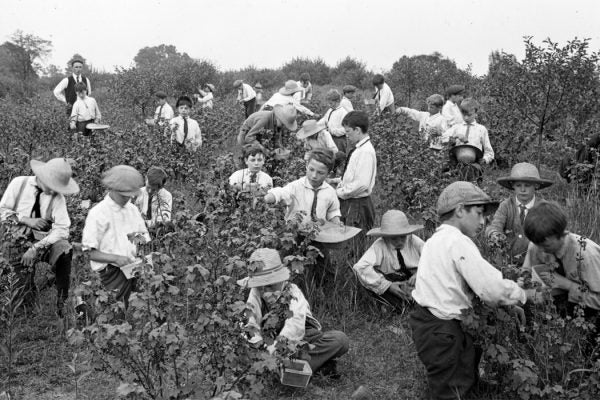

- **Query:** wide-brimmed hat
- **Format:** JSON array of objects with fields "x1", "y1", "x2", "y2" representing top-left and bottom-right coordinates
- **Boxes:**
[
  {"x1": 445, "y1": 84, "x2": 465, "y2": 97},
  {"x1": 101, "y1": 165, "x2": 144, "y2": 196},
  {"x1": 279, "y1": 80, "x2": 302, "y2": 95},
  {"x1": 233, "y1": 80, "x2": 243, "y2": 88},
  {"x1": 314, "y1": 222, "x2": 361, "y2": 244},
  {"x1": 497, "y1": 162, "x2": 553, "y2": 189},
  {"x1": 30, "y1": 158, "x2": 80, "y2": 195},
  {"x1": 296, "y1": 120, "x2": 326, "y2": 140},
  {"x1": 450, "y1": 144, "x2": 483, "y2": 164},
  {"x1": 205, "y1": 83, "x2": 215, "y2": 92},
  {"x1": 273, "y1": 104, "x2": 298, "y2": 131},
  {"x1": 437, "y1": 181, "x2": 498, "y2": 216},
  {"x1": 254, "y1": 82, "x2": 263, "y2": 89},
  {"x1": 367, "y1": 210, "x2": 423, "y2": 237},
  {"x1": 236, "y1": 248, "x2": 291, "y2": 288}
]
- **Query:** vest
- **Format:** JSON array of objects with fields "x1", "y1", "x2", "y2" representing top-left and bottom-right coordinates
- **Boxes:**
[{"x1": 65, "y1": 75, "x2": 88, "y2": 105}]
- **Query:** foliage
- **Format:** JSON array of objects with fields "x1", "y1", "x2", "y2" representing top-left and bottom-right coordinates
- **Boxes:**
[
  {"x1": 281, "y1": 57, "x2": 332, "y2": 85},
  {"x1": 7, "y1": 30, "x2": 52, "y2": 79},
  {"x1": 330, "y1": 57, "x2": 371, "y2": 89}
]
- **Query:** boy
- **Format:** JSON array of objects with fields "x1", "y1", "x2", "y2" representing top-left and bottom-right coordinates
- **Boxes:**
[
  {"x1": 522, "y1": 201, "x2": 600, "y2": 324},
  {"x1": 0, "y1": 158, "x2": 79, "y2": 316},
  {"x1": 341, "y1": 85, "x2": 356, "y2": 112},
  {"x1": 486, "y1": 163, "x2": 553, "y2": 259},
  {"x1": 410, "y1": 181, "x2": 527, "y2": 400},
  {"x1": 396, "y1": 94, "x2": 448, "y2": 150},
  {"x1": 82, "y1": 165, "x2": 150, "y2": 307},
  {"x1": 229, "y1": 144, "x2": 273, "y2": 192},
  {"x1": 296, "y1": 120, "x2": 339, "y2": 157},
  {"x1": 442, "y1": 84, "x2": 465, "y2": 127},
  {"x1": 135, "y1": 166, "x2": 173, "y2": 227},
  {"x1": 441, "y1": 98, "x2": 494, "y2": 165},
  {"x1": 238, "y1": 248, "x2": 349, "y2": 376},
  {"x1": 353, "y1": 210, "x2": 424, "y2": 309},
  {"x1": 293, "y1": 72, "x2": 313, "y2": 102},
  {"x1": 318, "y1": 89, "x2": 349, "y2": 153},
  {"x1": 264, "y1": 149, "x2": 341, "y2": 226},
  {"x1": 195, "y1": 84, "x2": 215, "y2": 110},
  {"x1": 237, "y1": 104, "x2": 297, "y2": 149},
  {"x1": 69, "y1": 82, "x2": 101, "y2": 137},
  {"x1": 234, "y1": 80, "x2": 256, "y2": 118},
  {"x1": 333, "y1": 111, "x2": 376, "y2": 231},
  {"x1": 53, "y1": 58, "x2": 91, "y2": 116},
  {"x1": 260, "y1": 80, "x2": 317, "y2": 118},
  {"x1": 372, "y1": 74, "x2": 394, "y2": 115},
  {"x1": 254, "y1": 82, "x2": 264, "y2": 111},
  {"x1": 153, "y1": 91, "x2": 174, "y2": 127},
  {"x1": 170, "y1": 96, "x2": 202, "y2": 152}
]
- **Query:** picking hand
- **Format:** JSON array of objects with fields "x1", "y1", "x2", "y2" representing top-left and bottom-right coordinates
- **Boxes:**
[
  {"x1": 509, "y1": 305, "x2": 526, "y2": 326},
  {"x1": 388, "y1": 282, "x2": 410, "y2": 300},
  {"x1": 21, "y1": 247, "x2": 38, "y2": 267},
  {"x1": 113, "y1": 255, "x2": 135, "y2": 267},
  {"x1": 22, "y1": 217, "x2": 51, "y2": 231},
  {"x1": 70, "y1": 121, "x2": 76, "y2": 130}
]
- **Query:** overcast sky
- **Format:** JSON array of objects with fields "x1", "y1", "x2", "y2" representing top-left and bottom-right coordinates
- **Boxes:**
[{"x1": 2, "y1": 0, "x2": 599, "y2": 76}]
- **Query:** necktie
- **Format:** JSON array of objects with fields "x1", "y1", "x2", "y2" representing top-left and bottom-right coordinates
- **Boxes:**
[
  {"x1": 147, "y1": 192, "x2": 154, "y2": 220},
  {"x1": 31, "y1": 186, "x2": 42, "y2": 218},
  {"x1": 342, "y1": 147, "x2": 356, "y2": 176},
  {"x1": 519, "y1": 204, "x2": 527, "y2": 225},
  {"x1": 464, "y1": 123, "x2": 472, "y2": 142},
  {"x1": 555, "y1": 256, "x2": 566, "y2": 277},
  {"x1": 396, "y1": 249, "x2": 411, "y2": 280},
  {"x1": 310, "y1": 189, "x2": 319, "y2": 221},
  {"x1": 158, "y1": 104, "x2": 164, "y2": 120},
  {"x1": 183, "y1": 117, "x2": 189, "y2": 142},
  {"x1": 249, "y1": 171, "x2": 258, "y2": 183}
]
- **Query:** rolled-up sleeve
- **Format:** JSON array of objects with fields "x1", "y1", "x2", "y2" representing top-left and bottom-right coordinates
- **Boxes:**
[
  {"x1": 353, "y1": 245, "x2": 390, "y2": 295},
  {"x1": 36, "y1": 195, "x2": 71, "y2": 248}
]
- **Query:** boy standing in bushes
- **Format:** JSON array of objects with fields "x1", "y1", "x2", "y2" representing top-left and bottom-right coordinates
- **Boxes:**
[
  {"x1": 170, "y1": 96, "x2": 202, "y2": 152},
  {"x1": 233, "y1": 80, "x2": 256, "y2": 118},
  {"x1": 53, "y1": 58, "x2": 91, "y2": 117},
  {"x1": 237, "y1": 104, "x2": 297, "y2": 149},
  {"x1": 372, "y1": 74, "x2": 394, "y2": 115},
  {"x1": 396, "y1": 93, "x2": 448, "y2": 150},
  {"x1": 442, "y1": 84, "x2": 465, "y2": 127},
  {"x1": 318, "y1": 89, "x2": 349, "y2": 154},
  {"x1": 341, "y1": 85, "x2": 356, "y2": 112},
  {"x1": 135, "y1": 166, "x2": 173, "y2": 227},
  {"x1": 229, "y1": 144, "x2": 273, "y2": 192},
  {"x1": 69, "y1": 82, "x2": 101, "y2": 138},
  {"x1": 153, "y1": 91, "x2": 174, "y2": 127},
  {"x1": 410, "y1": 181, "x2": 527, "y2": 400}
]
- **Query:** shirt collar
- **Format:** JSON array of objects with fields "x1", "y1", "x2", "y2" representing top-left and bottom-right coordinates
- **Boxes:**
[
  {"x1": 302, "y1": 176, "x2": 327, "y2": 191},
  {"x1": 105, "y1": 193, "x2": 129, "y2": 210},
  {"x1": 355, "y1": 136, "x2": 371, "y2": 149},
  {"x1": 72, "y1": 73, "x2": 82, "y2": 80},
  {"x1": 554, "y1": 232, "x2": 574, "y2": 259},
  {"x1": 515, "y1": 196, "x2": 536, "y2": 209}
]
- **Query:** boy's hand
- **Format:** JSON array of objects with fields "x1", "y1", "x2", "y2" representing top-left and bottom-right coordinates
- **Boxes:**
[
  {"x1": 113, "y1": 255, "x2": 135, "y2": 267},
  {"x1": 70, "y1": 121, "x2": 76, "y2": 130},
  {"x1": 22, "y1": 217, "x2": 51, "y2": 231},
  {"x1": 509, "y1": 305, "x2": 526, "y2": 326},
  {"x1": 21, "y1": 247, "x2": 38, "y2": 267},
  {"x1": 453, "y1": 132, "x2": 467, "y2": 142}
]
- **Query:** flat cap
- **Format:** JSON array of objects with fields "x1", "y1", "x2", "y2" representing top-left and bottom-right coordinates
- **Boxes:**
[
  {"x1": 437, "y1": 181, "x2": 498, "y2": 216},
  {"x1": 101, "y1": 165, "x2": 144, "y2": 196}
]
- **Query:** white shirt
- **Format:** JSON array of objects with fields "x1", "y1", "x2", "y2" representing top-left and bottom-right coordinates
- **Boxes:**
[
  {"x1": 442, "y1": 121, "x2": 494, "y2": 163},
  {"x1": 515, "y1": 196, "x2": 535, "y2": 217},
  {"x1": 0, "y1": 176, "x2": 70, "y2": 250},
  {"x1": 375, "y1": 83, "x2": 394, "y2": 112},
  {"x1": 154, "y1": 103, "x2": 174, "y2": 124},
  {"x1": 228, "y1": 169, "x2": 273, "y2": 190},
  {"x1": 197, "y1": 92, "x2": 214, "y2": 109},
  {"x1": 340, "y1": 97, "x2": 354, "y2": 112},
  {"x1": 318, "y1": 106, "x2": 348, "y2": 137},
  {"x1": 53, "y1": 74, "x2": 92, "y2": 103},
  {"x1": 442, "y1": 100, "x2": 463, "y2": 127},
  {"x1": 353, "y1": 236, "x2": 424, "y2": 295},
  {"x1": 70, "y1": 96, "x2": 101, "y2": 122},
  {"x1": 260, "y1": 92, "x2": 315, "y2": 116},
  {"x1": 302, "y1": 130, "x2": 338, "y2": 154},
  {"x1": 135, "y1": 187, "x2": 172, "y2": 226},
  {"x1": 268, "y1": 177, "x2": 341, "y2": 224},
  {"x1": 170, "y1": 116, "x2": 202, "y2": 151},
  {"x1": 336, "y1": 137, "x2": 377, "y2": 200},
  {"x1": 82, "y1": 194, "x2": 150, "y2": 272},
  {"x1": 412, "y1": 224, "x2": 526, "y2": 320},
  {"x1": 293, "y1": 81, "x2": 313, "y2": 102},
  {"x1": 237, "y1": 83, "x2": 256, "y2": 102},
  {"x1": 399, "y1": 108, "x2": 448, "y2": 150}
]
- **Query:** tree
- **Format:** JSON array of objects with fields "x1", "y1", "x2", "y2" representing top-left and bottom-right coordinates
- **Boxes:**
[
  {"x1": 8, "y1": 30, "x2": 52, "y2": 80},
  {"x1": 330, "y1": 57, "x2": 370, "y2": 88},
  {"x1": 134, "y1": 45, "x2": 190, "y2": 69},
  {"x1": 281, "y1": 57, "x2": 332, "y2": 85}
]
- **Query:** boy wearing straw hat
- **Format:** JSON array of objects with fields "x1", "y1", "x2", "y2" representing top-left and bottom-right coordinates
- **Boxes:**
[
  {"x1": 238, "y1": 104, "x2": 298, "y2": 149},
  {"x1": 135, "y1": 166, "x2": 173, "y2": 227},
  {"x1": 341, "y1": 85, "x2": 356, "y2": 112},
  {"x1": 318, "y1": 89, "x2": 349, "y2": 154},
  {"x1": 0, "y1": 158, "x2": 80, "y2": 315},
  {"x1": 170, "y1": 96, "x2": 202, "y2": 152},
  {"x1": 238, "y1": 248, "x2": 349, "y2": 376},
  {"x1": 260, "y1": 80, "x2": 317, "y2": 117},
  {"x1": 442, "y1": 84, "x2": 465, "y2": 127},
  {"x1": 153, "y1": 91, "x2": 174, "y2": 127},
  {"x1": 486, "y1": 163, "x2": 553, "y2": 259},
  {"x1": 296, "y1": 120, "x2": 339, "y2": 158},
  {"x1": 195, "y1": 84, "x2": 215, "y2": 110},
  {"x1": 229, "y1": 144, "x2": 273, "y2": 192},
  {"x1": 396, "y1": 94, "x2": 448, "y2": 150},
  {"x1": 233, "y1": 80, "x2": 256, "y2": 118},
  {"x1": 82, "y1": 165, "x2": 150, "y2": 307},
  {"x1": 353, "y1": 210, "x2": 424, "y2": 309},
  {"x1": 410, "y1": 181, "x2": 527, "y2": 400}
]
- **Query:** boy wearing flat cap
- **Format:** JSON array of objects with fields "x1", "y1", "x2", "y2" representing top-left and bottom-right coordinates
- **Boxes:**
[
  {"x1": 238, "y1": 104, "x2": 298, "y2": 150},
  {"x1": 410, "y1": 181, "x2": 527, "y2": 400},
  {"x1": 0, "y1": 158, "x2": 80, "y2": 315},
  {"x1": 238, "y1": 248, "x2": 349, "y2": 376},
  {"x1": 353, "y1": 210, "x2": 424, "y2": 309},
  {"x1": 396, "y1": 93, "x2": 448, "y2": 150},
  {"x1": 82, "y1": 165, "x2": 150, "y2": 307},
  {"x1": 170, "y1": 96, "x2": 202, "y2": 152},
  {"x1": 153, "y1": 91, "x2": 174, "y2": 127},
  {"x1": 135, "y1": 166, "x2": 173, "y2": 227},
  {"x1": 341, "y1": 85, "x2": 356, "y2": 112},
  {"x1": 442, "y1": 84, "x2": 465, "y2": 127},
  {"x1": 486, "y1": 163, "x2": 553, "y2": 260}
]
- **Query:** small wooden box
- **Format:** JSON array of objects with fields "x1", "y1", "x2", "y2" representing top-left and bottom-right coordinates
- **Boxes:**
[{"x1": 280, "y1": 359, "x2": 312, "y2": 388}]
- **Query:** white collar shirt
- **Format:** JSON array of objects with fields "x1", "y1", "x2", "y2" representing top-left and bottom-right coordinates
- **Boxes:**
[
  {"x1": 70, "y1": 96, "x2": 101, "y2": 122},
  {"x1": 237, "y1": 83, "x2": 256, "y2": 102},
  {"x1": 399, "y1": 108, "x2": 448, "y2": 150},
  {"x1": 441, "y1": 120, "x2": 495, "y2": 163},
  {"x1": 412, "y1": 224, "x2": 526, "y2": 320},
  {"x1": 318, "y1": 106, "x2": 348, "y2": 137},
  {"x1": 198, "y1": 92, "x2": 214, "y2": 109},
  {"x1": 515, "y1": 196, "x2": 536, "y2": 217},
  {"x1": 261, "y1": 92, "x2": 315, "y2": 117},
  {"x1": 340, "y1": 97, "x2": 354, "y2": 112},
  {"x1": 82, "y1": 194, "x2": 150, "y2": 272},
  {"x1": 134, "y1": 187, "x2": 173, "y2": 226},
  {"x1": 375, "y1": 83, "x2": 394, "y2": 111},
  {"x1": 442, "y1": 100, "x2": 463, "y2": 127},
  {"x1": 336, "y1": 137, "x2": 377, "y2": 200},
  {"x1": 154, "y1": 103, "x2": 174, "y2": 123},
  {"x1": 170, "y1": 116, "x2": 202, "y2": 151},
  {"x1": 228, "y1": 169, "x2": 273, "y2": 190}
]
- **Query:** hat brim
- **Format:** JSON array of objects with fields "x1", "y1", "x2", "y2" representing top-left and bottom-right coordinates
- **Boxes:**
[
  {"x1": 273, "y1": 107, "x2": 298, "y2": 131},
  {"x1": 242, "y1": 265, "x2": 290, "y2": 288},
  {"x1": 279, "y1": 87, "x2": 301, "y2": 95},
  {"x1": 114, "y1": 189, "x2": 142, "y2": 197},
  {"x1": 86, "y1": 123, "x2": 110, "y2": 130},
  {"x1": 367, "y1": 225, "x2": 424, "y2": 237},
  {"x1": 296, "y1": 126, "x2": 325, "y2": 140},
  {"x1": 497, "y1": 177, "x2": 554, "y2": 190},
  {"x1": 30, "y1": 160, "x2": 80, "y2": 195},
  {"x1": 314, "y1": 224, "x2": 362, "y2": 243},
  {"x1": 450, "y1": 144, "x2": 483, "y2": 160}
]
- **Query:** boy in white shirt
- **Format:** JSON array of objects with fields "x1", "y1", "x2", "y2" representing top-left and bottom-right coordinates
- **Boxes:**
[
  {"x1": 442, "y1": 85, "x2": 465, "y2": 127},
  {"x1": 396, "y1": 94, "x2": 448, "y2": 150},
  {"x1": 135, "y1": 166, "x2": 173, "y2": 227},
  {"x1": 341, "y1": 85, "x2": 356, "y2": 112},
  {"x1": 229, "y1": 144, "x2": 273, "y2": 192},
  {"x1": 195, "y1": 84, "x2": 215, "y2": 110},
  {"x1": 69, "y1": 82, "x2": 101, "y2": 137},
  {"x1": 170, "y1": 96, "x2": 202, "y2": 152},
  {"x1": 410, "y1": 181, "x2": 527, "y2": 399},
  {"x1": 372, "y1": 74, "x2": 394, "y2": 115},
  {"x1": 153, "y1": 91, "x2": 174, "y2": 127},
  {"x1": 260, "y1": 80, "x2": 318, "y2": 118},
  {"x1": 296, "y1": 120, "x2": 339, "y2": 157},
  {"x1": 318, "y1": 89, "x2": 349, "y2": 153},
  {"x1": 234, "y1": 80, "x2": 256, "y2": 118},
  {"x1": 293, "y1": 73, "x2": 313, "y2": 102}
]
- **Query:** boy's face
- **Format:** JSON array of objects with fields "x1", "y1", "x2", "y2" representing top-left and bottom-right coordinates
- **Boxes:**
[
  {"x1": 462, "y1": 109, "x2": 477, "y2": 124},
  {"x1": 146, "y1": 179, "x2": 161, "y2": 195},
  {"x1": 110, "y1": 191, "x2": 134, "y2": 207},
  {"x1": 258, "y1": 281, "x2": 285, "y2": 298},
  {"x1": 178, "y1": 104, "x2": 191, "y2": 117},
  {"x1": 158, "y1": 98, "x2": 167, "y2": 105},
  {"x1": 344, "y1": 92, "x2": 355, "y2": 100},
  {"x1": 451, "y1": 93, "x2": 464, "y2": 104},
  {"x1": 72, "y1": 62, "x2": 83, "y2": 75},
  {"x1": 344, "y1": 125, "x2": 364, "y2": 145},
  {"x1": 327, "y1": 99, "x2": 339, "y2": 109},
  {"x1": 427, "y1": 103, "x2": 441, "y2": 114},
  {"x1": 512, "y1": 181, "x2": 538, "y2": 204},
  {"x1": 458, "y1": 205, "x2": 485, "y2": 238},
  {"x1": 306, "y1": 159, "x2": 329, "y2": 188},
  {"x1": 537, "y1": 234, "x2": 565, "y2": 255},
  {"x1": 245, "y1": 153, "x2": 265, "y2": 172},
  {"x1": 76, "y1": 90, "x2": 86, "y2": 99},
  {"x1": 386, "y1": 235, "x2": 408, "y2": 249}
]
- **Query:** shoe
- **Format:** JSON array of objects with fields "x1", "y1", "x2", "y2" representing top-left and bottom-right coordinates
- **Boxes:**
[{"x1": 316, "y1": 360, "x2": 341, "y2": 380}]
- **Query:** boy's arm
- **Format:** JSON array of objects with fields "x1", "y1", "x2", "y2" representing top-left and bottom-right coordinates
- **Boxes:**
[
  {"x1": 325, "y1": 192, "x2": 342, "y2": 222},
  {"x1": 94, "y1": 99, "x2": 101, "y2": 122},
  {"x1": 264, "y1": 185, "x2": 293, "y2": 205},
  {"x1": 481, "y1": 127, "x2": 495, "y2": 163},
  {"x1": 485, "y1": 200, "x2": 508, "y2": 238},
  {"x1": 396, "y1": 107, "x2": 426, "y2": 123},
  {"x1": 86, "y1": 77, "x2": 92, "y2": 96},
  {"x1": 292, "y1": 99, "x2": 315, "y2": 117},
  {"x1": 278, "y1": 292, "x2": 307, "y2": 342},
  {"x1": 245, "y1": 117, "x2": 268, "y2": 145},
  {"x1": 353, "y1": 245, "x2": 391, "y2": 295}
]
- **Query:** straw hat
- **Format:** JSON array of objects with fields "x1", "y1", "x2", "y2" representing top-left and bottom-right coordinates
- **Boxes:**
[
  {"x1": 437, "y1": 181, "x2": 498, "y2": 216},
  {"x1": 296, "y1": 120, "x2": 326, "y2": 140},
  {"x1": 279, "y1": 80, "x2": 302, "y2": 96},
  {"x1": 314, "y1": 222, "x2": 361, "y2": 244},
  {"x1": 233, "y1": 80, "x2": 243, "y2": 88},
  {"x1": 445, "y1": 85, "x2": 465, "y2": 97},
  {"x1": 272, "y1": 148, "x2": 291, "y2": 160},
  {"x1": 236, "y1": 248, "x2": 291, "y2": 288},
  {"x1": 86, "y1": 123, "x2": 110, "y2": 130},
  {"x1": 273, "y1": 104, "x2": 298, "y2": 131},
  {"x1": 205, "y1": 83, "x2": 215, "y2": 92},
  {"x1": 30, "y1": 158, "x2": 80, "y2": 195},
  {"x1": 101, "y1": 165, "x2": 144, "y2": 196},
  {"x1": 254, "y1": 82, "x2": 263, "y2": 89},
  {"x1": 450, "y1": 144, "x2": 483, "y2": 164},
  {"x1": 367, "y1": 210, "x2": 423, "y2": 237},
  {"x1": 496, "y1": 162, "x2": 553, "y2": 189}
]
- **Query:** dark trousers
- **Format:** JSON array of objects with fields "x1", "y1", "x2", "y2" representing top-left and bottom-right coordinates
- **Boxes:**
[
  {"x1": 303, "y1": 328, "x2": 349, "y2": 372},
  {"x1": 368, "y1": 272, "x2": 413, "y2": 309},
  {"x1": 340, "y1": 196, "x2": 375, "y2": 232},
  {"x1": 244, "y1": 98, "x2": 256, "y2": 118},
  {"x1": 99, "y1": 264, "x2": 135, "y2": 308},
  {"x1": 409, "y1": 305, "x2": 481, "y2": 400},
  {"x1": 74, "y1": 119, "x2": 94, "y2": 136},
  {"x1": 332, "y1": 136, "x2": 348, "y2": 154}
]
